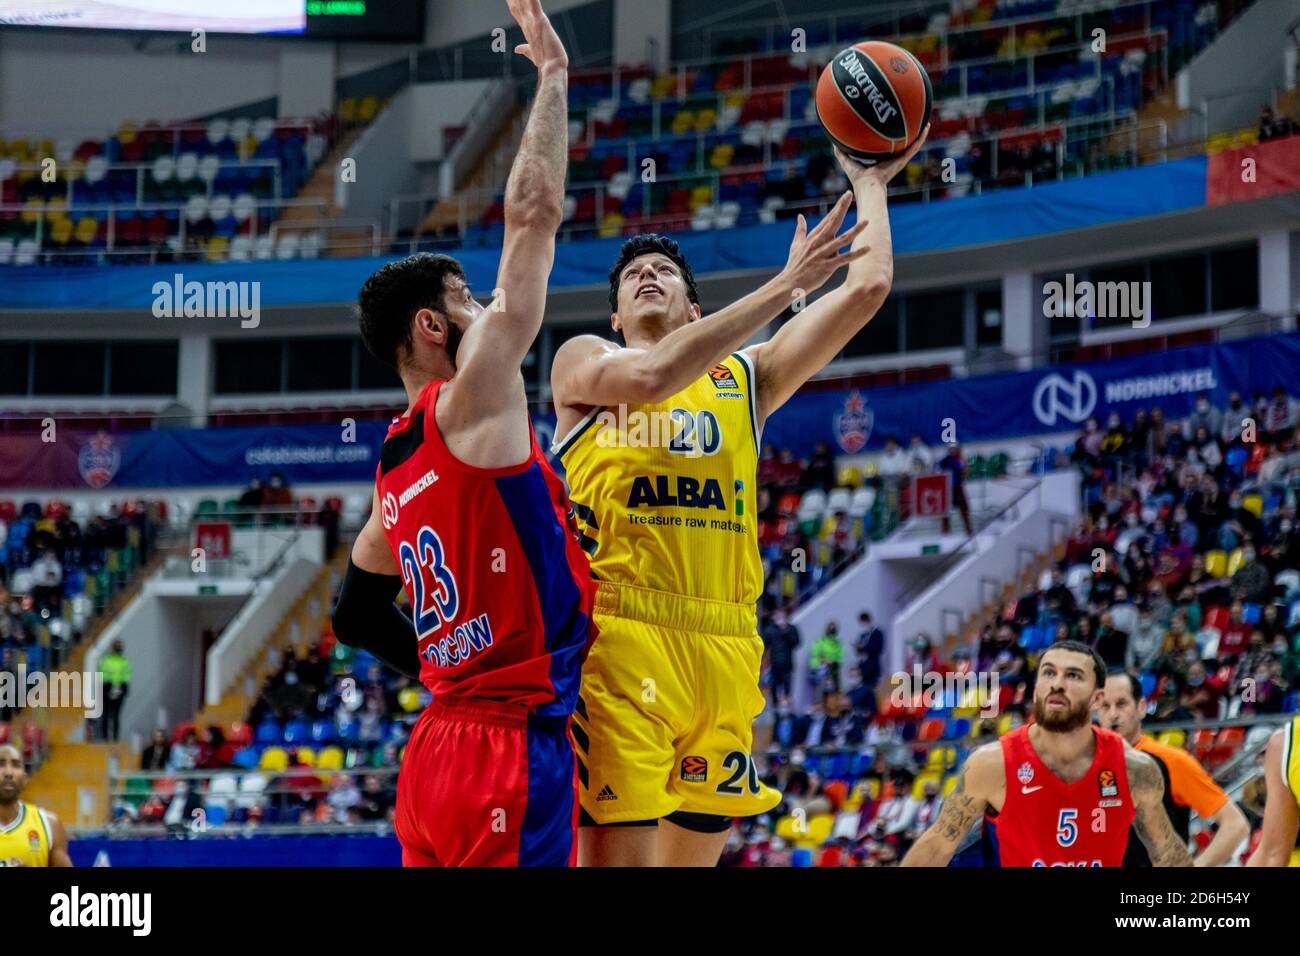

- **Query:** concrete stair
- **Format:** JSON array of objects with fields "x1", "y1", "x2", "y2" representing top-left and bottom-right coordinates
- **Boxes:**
[
  {"x1": 193, "y1": 547, "x2": 350, "y2": 730},
  {"x1": 416, "y1": 104, "x2": 526, "y2": 238}
]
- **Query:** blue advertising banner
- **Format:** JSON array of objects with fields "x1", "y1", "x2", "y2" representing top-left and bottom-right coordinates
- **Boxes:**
[
  {"x1": 2, "y1": 331, "x2": 1293, "y2": 489},
  {"x1": 70, "y1": 834, "x2": 400, "y2": 867},
  {"x1": 0, "y1": 159, "x2": 1207, "y2": 311},
  {"x1": 763, "y1": 330, "x2": 1300, "y2": 458}
]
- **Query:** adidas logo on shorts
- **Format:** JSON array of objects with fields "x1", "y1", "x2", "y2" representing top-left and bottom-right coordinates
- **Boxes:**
[{"x1": 596, "y1": 784, "x2": 617, "y2": 802}]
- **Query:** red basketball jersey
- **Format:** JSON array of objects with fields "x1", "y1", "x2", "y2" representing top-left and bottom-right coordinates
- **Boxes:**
[
  {"x1": 988, "y1": 724, "x2": 1135, "y2": 867},
  {"x1": 375, "y1": 378, "x2": 596, "y2": 718}
]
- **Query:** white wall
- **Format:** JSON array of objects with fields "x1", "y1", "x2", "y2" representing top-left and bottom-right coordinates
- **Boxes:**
[
  {"x1": 408, "y1": 79, "x2": 494, "y2": 162},
  {"x1": 278, "y1": 44, "x2": 338, "y2": 119},
  {"x1": 1177, "y1": 0, "x2": 1299, "y2": 133},
  {"x1": 615, "y1": 0, "x2": 671, "y2": 69}
]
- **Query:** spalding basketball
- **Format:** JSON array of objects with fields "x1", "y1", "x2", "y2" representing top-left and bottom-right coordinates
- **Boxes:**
[{"x1": 815, "y1": 41, "x2": 932, "y2": 165}]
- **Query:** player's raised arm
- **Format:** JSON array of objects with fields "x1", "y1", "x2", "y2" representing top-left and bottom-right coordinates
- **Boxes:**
[
  {"x1": 745, "y1": 128, "x2": 928, "y2": 424},
  {"x1": 1128, "y1": 748, "x2": 1195, "y2": 866},
  {"x1": 450, "y1": 0, "x2": 569, "y2": 411},
  {"x1": 551, "y1": 193, "x2": 870, "y2": 408},
  {"x1": 900, "y1": 741, "x2": 997, "y2": 866},
  {"x1": 1246, "y1": 727, "x2": 1299, "y2": 866}
]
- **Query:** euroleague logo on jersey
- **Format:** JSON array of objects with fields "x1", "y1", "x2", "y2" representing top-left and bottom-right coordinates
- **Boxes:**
[{"x1": 380, "y1": 493, "x2": 399, "y2": 530}]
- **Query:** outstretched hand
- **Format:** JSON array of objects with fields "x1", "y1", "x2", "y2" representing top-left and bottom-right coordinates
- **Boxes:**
[
  {"x1": 507, "y1": 0, "x2": 569, "y2": 72},
  {"x1": 834, "y1": 122, "x2": 931, "y2": 188},
  {"x1": 779, "y1": 190, "x2": 872, "y2": 294}
]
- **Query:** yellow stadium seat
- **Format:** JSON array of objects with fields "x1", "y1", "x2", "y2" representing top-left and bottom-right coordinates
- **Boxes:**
[
  {"x1": 21, "y1": 198, "x2": 44, "y2": 224},
  {"x1": 1206, "y1": 133, "x2": 1233, "y2": 154},
  {"x1": 650, "y1": 75, "x2": 675, "y2": 99},
  {"x1": 694, "y1": 109, "x2": 717, "y2": 132},
  {"x1": 671, "y1": 111, "x2": 694, "y2": 135},
  {"x1": 1226, "y1": 547, "x2": 1244, "y2": 576},
  {"x1": 1242, "y1": 494, "x2": 1263, "y2": 517},
  {"x1": 294, "y1": 747, "x2": 317, "y2": 768},
  {"x1": 943, "y1": 774, "x2": 961, "y2": 796},
  {"x1": 398, "y1": 687, "x2": 422, "y2": 713},
  {"x1": 997, "y1": 714, "x2": 1015, "y2": 736},
  {"x1": 317, "y1": 746, "x2": 344, "y2": 771},
  {"x1": 597, "y1": 213, "x2": 623, "y2": 239},
  {"x1": 912, "y1": 770, "x2": 943, "y2": 799},
  {"x1": 927, "y1": 746, "x2": 957, "y2": 770},
  {"x1": 837, "y1": 465, "x2": 862, "y2": 488},
  {"x1": 204, "y1": 236, "x2": 229, "y2": 262},
  {"x1": 259, "y1": 747, "x2": 289, "y2": 772},
  {"x1": 1204, "y1": 549, "x2": 1227, "y2": 577},
  {"x1": 775, "y1": 814, "x2": 799, "y2": 840},
  {"x1": 357, "y1": 96, "x2": 380, "y2": 123},
  {"x1": 49, "y1": 218, "x2": 73, "y2": 245},
  {"x1": 338, "y1": 97, "x2": 358, "y2": 124},
  {"x1": 75, "y1": 217, "x2": 98, "y2": 244},
  {"x1": 805, "y1": 813, "x2": 834, "y2": 845},
  {"x1": 1156, "y1": 730, "x2": 1185, "y2": 749},
  {"x1": 723, "y1": 92, "x2": 746, "y2": 109}
]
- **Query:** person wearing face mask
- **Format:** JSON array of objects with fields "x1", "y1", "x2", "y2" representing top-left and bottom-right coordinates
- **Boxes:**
[
  {"x1": 1178, "y1": 660, "x2": 1228, "y2": 719},
  {"x1": 1219, "y1": 489, "x2": 1261, "y2": 552},
  {"x1": 1219, "y1": 391, "x2": 1247, "y2": 444},
  {"x1": 760, "y1": 606, "x2": 801, "y2": 705},
  {"x1": 1183, "y1": 393, "x2": 1222, "y2": 442},
  {"x1": 1230, "y1": 545, "x2": 1270, "y2": 603}
]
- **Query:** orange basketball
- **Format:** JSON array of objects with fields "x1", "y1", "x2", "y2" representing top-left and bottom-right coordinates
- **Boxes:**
[{"x1": 815, "y1": 40, "x2": 932, "y2": 165}]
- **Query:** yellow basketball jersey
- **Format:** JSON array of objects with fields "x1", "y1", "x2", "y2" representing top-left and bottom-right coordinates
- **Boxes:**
[
  {"x1": 1282, "y1": 716, "x2": 1300, "y2": 808},
  {"x1": 0, "y1": 802, "x2": 52, "y2": 867},
  {"x1": 555, "y1": 352, "x2": 763, "y2": 609}
]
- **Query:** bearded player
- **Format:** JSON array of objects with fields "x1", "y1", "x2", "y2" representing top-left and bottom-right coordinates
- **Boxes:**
[
  {"x1": 550, "y1": 128, "x2": 926, "y2": 866},
  {"x1": 332, "y1": 0, "x2": 597, "y2": 867},
  {"x1": 0, "y1": 744, "x2": 72, "y2": 867},
  {"x1": 901, "y1": 643, "x2": 1193, "y2": 867},
  {"x1": 1246, "y1": 715, "x2": 1300, "y2": 866}
]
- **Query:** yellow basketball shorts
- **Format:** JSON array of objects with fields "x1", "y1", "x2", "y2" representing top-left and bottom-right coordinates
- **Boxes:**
[{"x1": 574, "y1": 580, "x2": 782, "y2": 824}]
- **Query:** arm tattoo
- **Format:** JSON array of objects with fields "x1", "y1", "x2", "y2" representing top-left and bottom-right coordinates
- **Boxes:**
[
  {"x1": 932, "y1": 771, "x2": 982, "y2": 845},
  {"x1": 1129, "y1": 751, "x2": 1194, "y2": 867}
]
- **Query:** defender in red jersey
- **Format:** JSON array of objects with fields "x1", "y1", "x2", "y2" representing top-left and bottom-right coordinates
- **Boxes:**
[
  {"x1": 902, "y1": 642, "x2": 1193, "y2": 867},
  {"x1": 330, "y1": 0, "x2": 594, "y2": 867}
]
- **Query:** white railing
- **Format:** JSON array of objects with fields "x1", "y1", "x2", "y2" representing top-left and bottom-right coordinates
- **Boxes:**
[{"x1": 2, "y1": 158, "x2": 284, "y2": 208}]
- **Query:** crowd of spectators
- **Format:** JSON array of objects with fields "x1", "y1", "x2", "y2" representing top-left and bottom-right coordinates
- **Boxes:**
[{"x1": 1, "y1": 501, "x2": 152, "y2": 725}]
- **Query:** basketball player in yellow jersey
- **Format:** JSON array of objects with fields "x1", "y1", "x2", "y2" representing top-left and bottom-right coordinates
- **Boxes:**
[
  {"x1": 1246, "y1": 716, "x2": 1300, "y2": 866},
  {"x1": 551, "y1": 130, "x2": 927, "y2": 866},
  {"x1": 0, "y1": 743, "x2": 72, "y2": 866}
]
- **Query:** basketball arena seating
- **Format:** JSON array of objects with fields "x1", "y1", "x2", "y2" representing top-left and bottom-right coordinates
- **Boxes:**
[
  {"x1": 0, "y1": 115, "x2": 335, "y2": 265},
  {"x1": 449, "y1": 0, "x2": 1242, "y2": 248},
  {"x1": 0, "y1": 500, "x2": 156, "y2": 764}
]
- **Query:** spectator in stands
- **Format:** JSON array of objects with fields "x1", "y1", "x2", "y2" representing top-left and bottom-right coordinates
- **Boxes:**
[
  {"x1": 167, "y1": 729, "x2": 200, "y2": 771},
  {"x1": 1184, "y1": 393, "x2": 1222, "y2": 443},
  {"x1": 140, "y1": 729, "x2": 171, "y2": 772},
  {"x1": 198, "y1": 726, "x2": 233, "y2": 769},
  {"x1": 865, "y1": 770, "x2": 920, "y2": 842},
  {"x1": 1100, "y1": 412, "x2": 1129, "y2": 461},
  {"x1": 1231, "y1": 545, "x2": 1271, "y2": 604},
  {"x1": 907, "y1": 434, "x2": 934, "y2": 474},
  {"x1": 775, "y1": 449, "x2": 803, "y2": 491},
  {"x1": 356, "y1": 773, "x2": 394, "y2": 822},
  {"x1": 29, "y1": 548, "x2": 62, "y2": 612},
  {"x1": 854, "y1": 611, "x2": 885, "y2": 691},
  {"x1": 326, "y1": 773, "x2": 362, "y2": 823},
  {"x1": 1126, "y1": 603, "x2": 1165, "y2": 673},
  {"x1": 937, "y1": 444, "x2": 973, "y2": 536},
  {"x1": 760, "y1": 607, "x2": 800, "y2": 704},
  {"x1": 163, "y1": 780, "x2": 204, "y2": 835},
  {"x1": 0, "y1": 646, "x2": 17, "y2": 723},
  {"x1": 318, "y1": 498, "x2": 341, "y2": 559},
  {"x1": 237, "y1": 477, "x2": 265, "y2": 510},
  {"x1": 810, "y1": 621, "x2": 844, "y2": 694},
  {"x1": 1093, "y1": 610, "x2": 1130, "y2": 668},
  {"x1": 98, "y1": 639, "x2": 131, "y2": 742},
  {"x1": 1258, "y1": 105, "x2": 1297, "y2": 143},
  {"x1": 904, "y1": 633, "x2": 941, "y2": 676},
  {"x1": 1221, "y1": 391, "x2": 1248, "y2": 444},
  {"x1": 878, "y1": 436, "x2": 909, "y2": 509},
  {"x1": 1264, "y1": 386, "x2": 1297, "y2": 444},
  {"x1": 805, "y1": 442, "x2": 836, "y2": 492},
  {"x1": 905, "y1": 777, "x2": 943, "y2": 853},
  {"x1": 1178, "y1": 660, "x2": 1227, "y2": 719}
]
